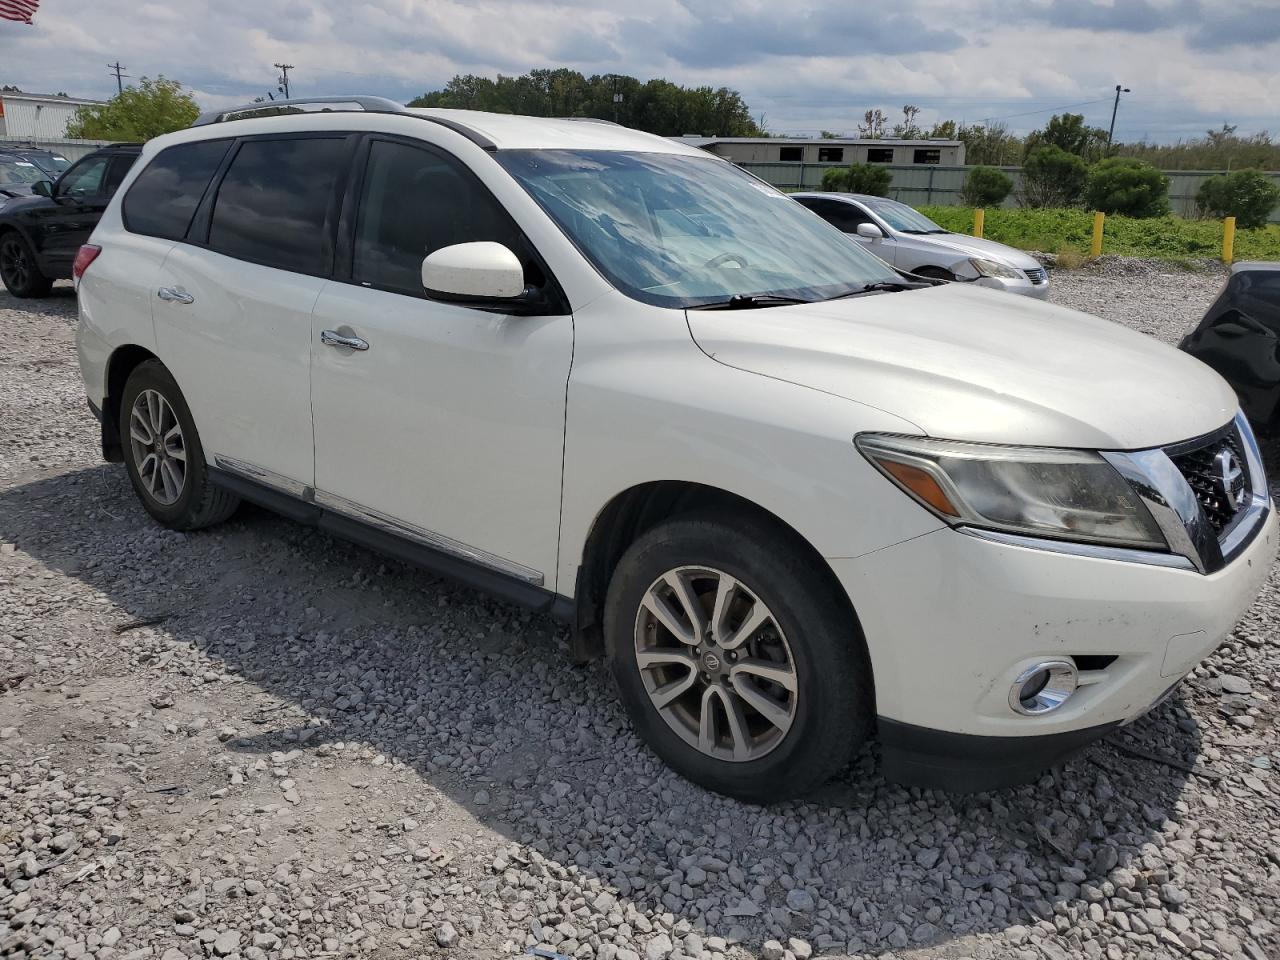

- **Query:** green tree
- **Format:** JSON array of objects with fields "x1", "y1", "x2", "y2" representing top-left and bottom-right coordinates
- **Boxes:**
[
  {"x1": 960, "y1": 166, "x2": 1014, "y2": 207},
  {"x1": 1083, "y1": 157, "x2": 1170, "y2": 217},
  {"x1": 1020, "y1": 145, "x2": 1088, "y2": 208},
  {"x1": 408, "y1": 70, "x2": 763, "y2": 137},
  {"x1": 1196, "y1": 169, "x2": 1280, "y2": 229},
  {"x1": 1025, "y1": 113, "x2": 1107, "y2": 161},
  {"x1": 823, "y1": 162, "x2": 892, "y2": 196},
  {"x1": 957, "y1": 122, "x2": 1021, "y2": 166},
  {"x1": 65, "y1": 76, "x2": 198, "y2": 141}
]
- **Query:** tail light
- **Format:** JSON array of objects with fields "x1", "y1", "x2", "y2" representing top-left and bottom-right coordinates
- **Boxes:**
[{"x1": 72, "y1": 244, "x2": 101, "y2": 281}]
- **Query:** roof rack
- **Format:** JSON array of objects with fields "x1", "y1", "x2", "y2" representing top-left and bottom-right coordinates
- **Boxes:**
[
  {"x1": 189, "y1": 95, "x2": 499, "y2": 151},
  {"x1": 193, "y1": 96, "x2": 410, "y2": 126}
]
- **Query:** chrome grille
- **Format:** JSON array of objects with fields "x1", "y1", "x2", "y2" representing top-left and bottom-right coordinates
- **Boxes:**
[
  {"x1": 1024, "y1": 267, "x2": 1048, "y2": 284},
  {"x1": 1167, "y1": 426, "x2": 1247, "y2": 537}
]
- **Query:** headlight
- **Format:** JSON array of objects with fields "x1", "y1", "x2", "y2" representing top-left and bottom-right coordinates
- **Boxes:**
[
  {"x1": 969, "y1": 257, "x2": 1025, "y2": 281},
  {"x1": 856, "y1": 434, "x2": 1167, "y2": 550}
]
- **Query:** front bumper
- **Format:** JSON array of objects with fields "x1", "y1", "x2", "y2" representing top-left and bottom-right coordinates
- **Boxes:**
[
  {"x1": 831, "y1": 505, "x2": 1276, "y2": 745},
  {"x1": 971, "y1": 275, "x2": 1050, "y2": 299}
]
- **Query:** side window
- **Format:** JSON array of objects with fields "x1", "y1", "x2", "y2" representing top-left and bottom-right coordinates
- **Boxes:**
[
  {"x1": 102, "y1": 155, "x2": 135, "y2": 198},
  {"x1": 123, "y1": 140, "x2": 231, "y2": 240},
  {"x1": 56, "y1": 156, "x2": 109, "y2": 198},
  {"x1": 208, "y1": 137, "x2": 349, "y2": 275},
  {"x1": 352, "y1": 139, "x2": 533, "y2": 295}
]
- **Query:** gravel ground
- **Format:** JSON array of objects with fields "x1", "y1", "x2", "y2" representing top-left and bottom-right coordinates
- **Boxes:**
[{"x1": 0, "y1": 259, "x2": 1277, "y2": 960}]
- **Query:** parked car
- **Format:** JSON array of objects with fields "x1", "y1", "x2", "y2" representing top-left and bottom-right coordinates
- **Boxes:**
[
  {"x1": 0, "y1": 143, "x2": 140, "y2": 296},
  {"x1": 0, "y1": 155, "x2": 46, "y2": 199},
  {"x1": 793, "y1": 192, "x2": 1050, "y2": 298},
  {"x1": 75, "y1": 98, "x2": 1274, "y2": 802},
  {"x1": 0, "y1": 144, "x2": 72, "y2": 178},
  {"x1": 1180, "y1": 261, "x2": 1280, "y2": 433}
]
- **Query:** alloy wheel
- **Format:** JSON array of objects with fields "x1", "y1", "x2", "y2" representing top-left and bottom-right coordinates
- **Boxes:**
[
  {"x1": 0, "y1": 236, "x2": 30, "y2": 291},
  {"x1": 128, "y1": 389, "x2": 187, "y2": 505},
  {"x1": 633, "y1": 565, "x2": 798, "y2": 762}
]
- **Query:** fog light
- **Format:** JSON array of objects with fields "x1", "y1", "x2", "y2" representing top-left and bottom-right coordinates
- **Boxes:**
[{"x1": 1009, "y1": 660, "x2": 1078, "y2": 715}]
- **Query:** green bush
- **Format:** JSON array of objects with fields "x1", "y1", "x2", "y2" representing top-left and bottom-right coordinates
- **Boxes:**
[
  {"x1": 1196, "y1": 169, "x2": 1280, "y2": 230},
  {"x1": 1083, "y1": 157, "x2": 1170, "y2": 218},
  {"x1": 917, "y1": 205, "x2": 1280, "y2": 261},
  {"x1": 822, "y1": 162, "x2": 892, "y2": 196},
  {"x1": 1020, "y1": 146, "x2": 1087, "y2": 208},
  {"x1": 960, "y1": 166, "x2": 1014, "y2": 207}
]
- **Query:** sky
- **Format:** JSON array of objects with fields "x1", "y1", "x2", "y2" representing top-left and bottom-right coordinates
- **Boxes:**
[{"x1": 2, "y1": 0, "x2": 1278, "y2": 143}]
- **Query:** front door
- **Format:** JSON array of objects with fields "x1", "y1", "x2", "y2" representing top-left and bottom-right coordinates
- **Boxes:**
[
  {"x1": 35, "y1": 153, "x2": 119, "y2": 271},
  {"x1": 310, "y1": 136, "x2": 573, "y2": 587}
]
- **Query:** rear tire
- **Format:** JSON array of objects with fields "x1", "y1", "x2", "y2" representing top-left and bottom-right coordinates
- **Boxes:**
[
  {"x1": 119, "y1": 360, "x2": 240, "y2": 530},
  {"x1": 0, "y1": 231, "x2": 53, "y2": 298},
  {"x1": 604, "y1": 511, "x2": 872, "y2": 803}
]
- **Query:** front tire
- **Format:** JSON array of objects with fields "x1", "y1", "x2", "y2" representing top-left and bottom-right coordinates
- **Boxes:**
[
  {"x1": 119, "y1": 360, "x2": 240, "y2": 530},
  {"x1": 0, "y1": 231, "x2": 53, "y2": 298},
  {"x1": 604, "y1": 512, "x2": 872, "y2": 802}
]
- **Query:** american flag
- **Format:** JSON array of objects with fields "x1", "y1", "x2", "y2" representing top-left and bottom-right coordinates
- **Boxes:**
[{"x1": 0, "y1": 0, "x2": 39, "y2": 22}]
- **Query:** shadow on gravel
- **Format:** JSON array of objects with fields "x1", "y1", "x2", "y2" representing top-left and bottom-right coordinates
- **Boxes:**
[{"x1": 0, "y1": 451, "x2": 1240, "y2": 954}]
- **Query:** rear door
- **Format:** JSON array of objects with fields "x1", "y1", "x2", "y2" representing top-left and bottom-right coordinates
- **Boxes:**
[{"x1": 154, "y1": 133, "x2": 356, "y2": 492}]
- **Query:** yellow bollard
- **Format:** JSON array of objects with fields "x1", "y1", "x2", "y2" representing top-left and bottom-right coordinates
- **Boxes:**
[
  {"x1": 1090, "y1": 211, "x2": 1105, "y2": 258},
  {"x1": 973, "y1": 208, "x2": 985, "y2": 239},
  {"x1": 1223, "y1": 216, "x2": 1236, "y2": 264}
]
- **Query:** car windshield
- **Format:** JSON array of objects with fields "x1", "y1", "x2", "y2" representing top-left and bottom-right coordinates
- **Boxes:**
[
  {"x1": 29, "y1": 154, "x2": 70, "y2": 175},
  {"x1": 863, "y1": 198, "x2": 948, "y2": 234},
  {"x1": 497, "y1": 150, "x2": 901, "y2": 309},
  {"x1": 0, "y1": 157, "x2": 44, "y2": 184}
]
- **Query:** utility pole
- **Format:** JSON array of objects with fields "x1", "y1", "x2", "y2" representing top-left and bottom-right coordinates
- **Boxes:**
[
  {"x1": 107, "y1": 62, "x2": 129, "y2": 95},
  {"x1": 274, "y1": 63, "x2": 294, "y2": 99},
  {"x1": 1107, "y1": 84, "x2": 1130, "y2": 153}
]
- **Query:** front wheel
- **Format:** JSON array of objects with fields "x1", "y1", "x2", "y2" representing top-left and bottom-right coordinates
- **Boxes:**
[
  {"x1": 119, "y1": 360, "x2": 240, "y2": 530},
  {"x1": 604, "y1": 512, "x2": 872, "y2": 802}
]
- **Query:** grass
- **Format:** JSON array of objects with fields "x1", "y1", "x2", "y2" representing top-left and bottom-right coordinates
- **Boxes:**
[{"x1": 917, "y1": 206, "x2": 1280, "y2": 264}]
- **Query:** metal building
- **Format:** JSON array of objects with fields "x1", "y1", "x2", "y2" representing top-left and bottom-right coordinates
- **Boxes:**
[
  {"x1": 0, "y1": 91, "x2": 105, "y2": 139},
  {"x1": 673, "y1": 136, "x2": 966, "y2": 167}
]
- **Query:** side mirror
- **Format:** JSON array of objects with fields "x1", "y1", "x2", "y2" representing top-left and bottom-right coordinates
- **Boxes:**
[
  {"x1": 422, "y1": 242, "x2": 525, "y2": 302},
  {"x1": 31, "y1": 180, "x2": 53, "y2": 198},
  {"x1": 855, "y1": 222, "x2": 884, "y2": 239}
]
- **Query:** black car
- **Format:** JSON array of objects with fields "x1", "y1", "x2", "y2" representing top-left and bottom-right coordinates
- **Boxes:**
[
  {"x1": 1180, "y1": 261, "x2": 1280, "y2": 432},
  {"x1": 0, "y1": 143, "x2": 141, "y2": 297},
  {"x1": 0, "y1": 154, "x2": 51, "y2": 198},
  {"x1": 0, "y1": 145, "x2": 73, "y2": 178}
]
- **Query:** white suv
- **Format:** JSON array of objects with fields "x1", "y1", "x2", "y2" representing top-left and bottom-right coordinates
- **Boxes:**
[{"x1": 75, "y1": 98, "x2": 1275, "y2": 802}]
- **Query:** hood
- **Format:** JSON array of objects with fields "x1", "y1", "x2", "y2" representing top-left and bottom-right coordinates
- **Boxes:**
[
  {"x1": 0, "y1": 183, "x2": 36, "y2": 199},
  {"x1": 902, "y1": 232, "x2": 1042, "y2": 269},
  {"x1": 686, "y1": 282, "x2": 1238, "y2": 450}
]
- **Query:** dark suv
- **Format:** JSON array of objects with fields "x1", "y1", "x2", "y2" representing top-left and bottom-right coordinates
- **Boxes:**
[{"x1": 0, "y1": 143, "x2": 140, "y2": 297}]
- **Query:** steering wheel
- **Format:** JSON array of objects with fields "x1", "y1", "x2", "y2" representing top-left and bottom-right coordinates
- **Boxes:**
[{"x1": 704, "y1": 252, "x2": 749, "y2": 269}]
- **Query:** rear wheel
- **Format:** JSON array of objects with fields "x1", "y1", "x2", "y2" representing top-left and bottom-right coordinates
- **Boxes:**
[
  {"x1": 0, "y1": 231, "x2": 53, "y2": 298},
  {"x1": 119, "y1": 360, "x2": 240, "y2": 530},
  {"x1": 604, "y1": 512, "x2": 872, "y2": 802}
]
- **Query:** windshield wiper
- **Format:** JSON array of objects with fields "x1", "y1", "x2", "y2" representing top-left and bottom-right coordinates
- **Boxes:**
[
  {"x1": 689, "y1": 294, "x2": 813, "y2": 310},
  {"x1": 825, "y1": 280, "x2": 926, "y2": 300}
]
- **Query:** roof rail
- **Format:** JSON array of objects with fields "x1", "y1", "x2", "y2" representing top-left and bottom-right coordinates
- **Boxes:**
[
  {"x1": 555, "y1": 117, "x2": 621, "y2": 126},
  {"x1": 194, "y1": 95, "x2": 410, "y2": 126}
]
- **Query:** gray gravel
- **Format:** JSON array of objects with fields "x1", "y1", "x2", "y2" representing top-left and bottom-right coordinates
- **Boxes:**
[{"x1": 1, "y1": 264, "x2": 1277, "y2": 960}]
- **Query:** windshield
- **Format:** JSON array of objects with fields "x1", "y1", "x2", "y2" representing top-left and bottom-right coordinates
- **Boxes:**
[
  {"x1": 24, "y1": 154, "x2": 69, "y2": 175},
  {"x1": 863, "y1": 198, "x2": 947, "y2": 234},
  {"x1": 497, "y1": 150, "x2": 900, "y2": 308},
  {"x1": 0, "y1": 158, "x2": 43, "y2": 185}
]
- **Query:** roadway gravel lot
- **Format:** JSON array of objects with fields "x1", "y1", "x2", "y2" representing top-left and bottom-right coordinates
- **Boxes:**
[{"x1": 1, "y1": 260, "x2": 1277, "y2": 960}]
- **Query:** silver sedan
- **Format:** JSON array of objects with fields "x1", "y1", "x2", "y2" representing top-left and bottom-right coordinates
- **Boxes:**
[{"x1": 793, "y1": 192, "x2": 1050, "y2": 299}]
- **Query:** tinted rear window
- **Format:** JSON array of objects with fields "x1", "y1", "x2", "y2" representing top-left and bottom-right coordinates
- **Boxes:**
[
  {"x1": 208, "y1": 136, "x2": 349, "y2": 275},
  {"x1": 123, "y1": 140, "x2": 231, "y2": 240}
]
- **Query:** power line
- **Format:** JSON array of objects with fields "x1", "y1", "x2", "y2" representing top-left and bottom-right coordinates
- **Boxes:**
[
  {"x1": 980, "y1": 97, "x2": 1113, "y2": 123},
  {"x1": 107, "y1": 62, "x2": 128, "y2": 95},
  {"x1": 274, "y1": 63, "x2": 294, "y2": 99}
]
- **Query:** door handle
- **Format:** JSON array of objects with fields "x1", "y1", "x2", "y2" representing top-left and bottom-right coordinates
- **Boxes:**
[
  {"x1": 320, "y1": 329, "x2": 369, "y2": 351},
  {"x1": 157, "y1": 286, "x2": 194, "y2": 304}
]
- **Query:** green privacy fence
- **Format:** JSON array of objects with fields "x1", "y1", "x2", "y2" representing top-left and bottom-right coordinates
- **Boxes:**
[{"x1": 738, "y1": 161, "x2": 1280, "y2": 224}]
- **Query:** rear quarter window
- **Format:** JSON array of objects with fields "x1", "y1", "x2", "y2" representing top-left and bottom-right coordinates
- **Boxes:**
[{"x1": 123, "y1": 140, "x2": 232, "y2": 241}]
